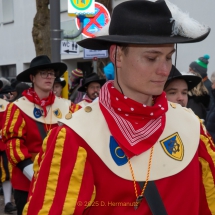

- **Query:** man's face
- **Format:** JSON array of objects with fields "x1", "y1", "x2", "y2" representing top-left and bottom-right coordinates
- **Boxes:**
[
  {"x1": 53, "y1": 83, "x2": 63, "y2": 97},
  {"x1": 165, "y1": 79, "x2": 188, "y2": 107},
  {"x1": 111, "y1": 44, "x2": 175, "y2": 102},
  {"x1": 31, "y1": 68, "x2": 56, "y2": 93},
  {"x1": 86, "y1": 82, "x2": 101, "y2": 100}
]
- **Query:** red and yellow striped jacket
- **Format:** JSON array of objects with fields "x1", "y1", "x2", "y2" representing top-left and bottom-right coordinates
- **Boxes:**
[
  {"x1": 2, "y1": 100, "x2": 72, "y2": 191},
  {"x1": 23, "y1": 122, "x2": 215, "y2": 215}
]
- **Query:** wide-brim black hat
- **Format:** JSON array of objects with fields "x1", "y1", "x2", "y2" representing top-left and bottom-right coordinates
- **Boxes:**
[
  {"x1": 78, "y1": 0, "x2": 210, "y2": 50},
  {"x1": 166, "y1": 65, "x2": 201, "y2": 91},
  {"x1": 78, "y1": 73, "x2": 106, "y2": 92},
  {"x1": 54, "y1": 78, "x2": 66, "y2": 88},
  {"x1": 17, "y1": 55, "x2": 67, "y2": 82}
]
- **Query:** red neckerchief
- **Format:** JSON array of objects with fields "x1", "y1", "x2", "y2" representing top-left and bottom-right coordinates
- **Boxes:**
[
  {"x1": 99, "y1": 81, "x2": 168, "y2": 157},
  {"x1": 82, "y1": 94, "x2": 93, "y2": 103},
  {"x1": 22, "y1": 87, "x2": 55, "y2": 117}
]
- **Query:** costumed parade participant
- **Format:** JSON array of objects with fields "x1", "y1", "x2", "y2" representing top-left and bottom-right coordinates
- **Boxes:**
[
  {"x1": 70, "y1": 73, "x2": 106, "y2": 113},
  {"x1": 164, "y1": 65, "x2": 201, "y2": 107},
  {"x1": 0, "y1": 96, "x2": 16, "y2": 213},
  {"x1": 24, "y1": 1, "x2": 215, "y2": 215},
  {"x1": 2, "y1": 55, "x2": 72, "y2": 215}
]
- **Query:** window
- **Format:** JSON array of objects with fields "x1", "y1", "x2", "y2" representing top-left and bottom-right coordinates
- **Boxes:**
[
  {"x1": 0, "y1": 64, "x2": 16, "y2": 81},
  {"x1": 2, "y1": 0, "x2": 14, "y2": 24}
]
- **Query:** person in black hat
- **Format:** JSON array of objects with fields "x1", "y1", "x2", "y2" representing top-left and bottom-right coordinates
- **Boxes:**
[
  {"x1": 78, "y1": 73, "x2": 106, "y2": 102},
  {"x1": 164, "y1": 65, "x2": 201, "y2": 107},
  {"x1": 53, "y1": 77, "x2": 66, "y2": 97},
  {"x1": 70, "y1": 73, "x2": 106, "y2": 113},
  {"x1": 2, "y1": 55, "x2": 73, "y2": 215},
  {"x1": 24, "y1": 1, "x2": 215, "y2": 215}
]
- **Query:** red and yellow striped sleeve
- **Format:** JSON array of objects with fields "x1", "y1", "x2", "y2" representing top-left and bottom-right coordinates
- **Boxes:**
[
  {"x1": 23, "y1": 125, "x2": 95, "y2": 215},
  {"x1": 198, "y1": 122, "x2": 215, "y2": 214},
  {"x1": 2, "y1": 103, "x2": 31, "y2": 167},
  {"x1": 70, "y1": 103, "x2": 82, "y2": 113}
]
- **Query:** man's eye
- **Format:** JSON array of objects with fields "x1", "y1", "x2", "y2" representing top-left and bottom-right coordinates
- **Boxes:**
[{"x1": 147, "y1": 58, "x2": 156, "y2": 62}]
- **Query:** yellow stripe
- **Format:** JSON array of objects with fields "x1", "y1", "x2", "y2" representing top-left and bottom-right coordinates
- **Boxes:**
[
  {"x1": 22, "y1": 196, "x2": 32, "y2": 215},
  {"x1": 15, "y1": 139, "x2": 25, "y2": 162},
  {"x1": 62, "y1": 146, "x2": 87, "y2": 214},
  {"x1": 2, "y1": 103, "x2": 13, "y2": 138},
  {"x1": 8, "y1": 141, "x2": 17, "y2": 164},
  {"x1": 86, "y1": 186, "x2": 96, "y2": 208},
  {"x1": 200, "y1": 135, "x2": 215, "y2": 166},
  {"x1": 23, "y1": 131, "x2": 51, "y2": 215},
  {"x1": 74, "y1": 105, "x2": 79, "y2": 113},
  {"x1": 9, "y1": 109, "x2": 20, "y2": 137},
  {"x1": 0, "y1": 158, "x2": 6, "y2": 182},
  {"x1": 199, "y1": 157, "x2": 215, "y2": 213},
  {"x1": 38, "y1": 128, "x2": 66, "y2": 215},
  {"x1": 8, "y1": 162, "x2": 12, "y2": 178},
  {"x1": 18, "y1": 118, "x2": 26, "y2": 138}
]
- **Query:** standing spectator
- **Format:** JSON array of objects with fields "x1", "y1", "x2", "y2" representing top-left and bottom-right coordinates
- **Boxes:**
[
  {"x1": 69, "y1": 68, "x2": 84, "y2": 103},
  {"x1": 164, "y1": 65, "x2": 201, "y2": 107},
  {"x1": 189, "y1": 54, "x2": 213, "y2": 107},
  {"x1": 187, "y1": 72, "x2": 210, "y2": 121},
  {"x1": 23, "y1": 1, "x2": 214, "y2": 215},
  {"x1": 206, "y1": 71, "x2": 215, "y2": 141},
  {"x1": 2, "y1": 55, "x2": 72, "y2": 215}
]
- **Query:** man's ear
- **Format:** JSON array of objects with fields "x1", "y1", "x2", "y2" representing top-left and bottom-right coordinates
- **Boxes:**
[
  {"x1": 109, "y1": 45, "x2": 123, "y2": 68},
  {"x1": 30, "y1": 74, "x2": 34, "y2": 83}
]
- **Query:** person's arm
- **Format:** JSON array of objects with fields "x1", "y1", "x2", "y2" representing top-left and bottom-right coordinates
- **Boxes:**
[
  {"x1": 2, "y1": 103, "x2": 33, "y2": 180},
  {"x1": 23, "y1": 125, "x2": 95, "y2": 215},
  {"x1": 198, "y1": 121, "x2": 215, "y2": 214}
]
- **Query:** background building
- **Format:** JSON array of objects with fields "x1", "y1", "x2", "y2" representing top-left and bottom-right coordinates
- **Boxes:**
[{"x1": 0, "y1": 0, "x2": 214, "y2": 80}]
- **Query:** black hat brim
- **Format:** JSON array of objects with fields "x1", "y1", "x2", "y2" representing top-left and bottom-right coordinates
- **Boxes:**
[
  {"x1": 17, "y1": 62, "x2": 67, "y2": 82},
  {"x1": 167, "y1": 75, "x2": 201, "y2": 91},
  {"x1": 55, "y1": 79, "x2": 66, "y2": 88},
  {"x1": 78, "y1": 79, "x2": 106, "y2": 92},
  {"x1": 77, "y1": 30, "x2": 210, "y2": 50}
]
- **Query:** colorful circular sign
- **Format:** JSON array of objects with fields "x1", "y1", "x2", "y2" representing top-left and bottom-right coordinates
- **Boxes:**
[
  {"x1": 76, "y1": 2, "x2": 110, "y2": 38},
  {"x1": 70, "y1": 0, "x2": 93, "y2": 10}
]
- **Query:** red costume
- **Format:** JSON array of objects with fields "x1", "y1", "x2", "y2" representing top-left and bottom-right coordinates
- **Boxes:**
[
  {"x1": 23, "y1": 82, "x2": 215, "y2": 215},
  {"x1": 2, "y1": 89, "x2": 72, "y2": 192}
]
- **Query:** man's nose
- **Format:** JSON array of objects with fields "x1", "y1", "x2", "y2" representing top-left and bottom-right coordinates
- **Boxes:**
[{"x1": 157, "y1": 62, "x2": 170, "y2": 76}]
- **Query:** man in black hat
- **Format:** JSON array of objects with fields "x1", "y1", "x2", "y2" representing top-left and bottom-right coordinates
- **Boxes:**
[
  {"x1": 164, "y1": 65, "x2": 201, "y2": 107},
  {"x1": 78, "y1": 73, "x2": 106, "y2": 103},
  {"x1": 2, "y1": 55, "x2": 72, "y2": 215},
  {"x1": 70, "y1": 73, "x2": 106, "y2": 113},
  {"x1": 24, "y1": 1, "x2": 215, "y2": 215}
]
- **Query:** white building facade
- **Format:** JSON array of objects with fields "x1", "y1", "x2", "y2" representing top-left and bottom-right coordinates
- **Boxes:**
[{"x1": 0, "y1": 0, "x2": 214, "y2": 80}]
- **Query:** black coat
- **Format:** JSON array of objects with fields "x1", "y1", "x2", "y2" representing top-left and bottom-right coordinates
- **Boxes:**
[
  {"x1": 206, "y1": 89, "x2": 215, "y2": 142},
  {"x1": 187, "y1": 94, "x2": 210, "y2": 121}
]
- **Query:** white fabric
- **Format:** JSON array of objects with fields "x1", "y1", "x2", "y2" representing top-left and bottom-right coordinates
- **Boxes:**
[
  {"x1": 60, "y1": 101, "x2": 200, "y2": 181},
  {"x1": 2, "y1": 181, "x2": 12, "y2": 204},
  {"x1": 23, "y1": 164, "x2": 34, "y2": 181},
  {"x1": 14, "y1": 96, "x2": 71, "y2": 123}
]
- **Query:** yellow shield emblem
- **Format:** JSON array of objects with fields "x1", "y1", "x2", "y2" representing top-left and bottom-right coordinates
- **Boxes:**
[
  {"x1": 53, "y1": 108, "x2": 62, "y2": 119},
  {"x1": 160, "y1": 132, "x2": 184, "y2": 161}
]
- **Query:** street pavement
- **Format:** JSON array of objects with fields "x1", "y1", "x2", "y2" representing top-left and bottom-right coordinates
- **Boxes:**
[{"x1": 0, "y1": 195, "x2": 16, "y2": 215}]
